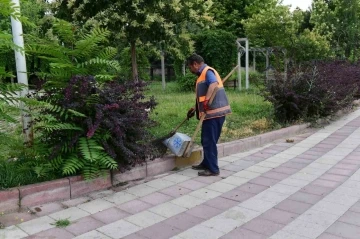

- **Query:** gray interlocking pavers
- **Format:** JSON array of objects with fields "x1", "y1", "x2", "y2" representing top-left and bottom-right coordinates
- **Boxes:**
[{"x1": 3, "y1": 109, "x2": 360, "y2": 239}]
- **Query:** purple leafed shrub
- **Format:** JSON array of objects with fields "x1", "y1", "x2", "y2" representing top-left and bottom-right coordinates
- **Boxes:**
[
  {"x1": 37, "y1": 76, "x2": 158, "y2": 170},
  {"x1": 263, "y1": 60, "x2": 359, "y2": 122}
]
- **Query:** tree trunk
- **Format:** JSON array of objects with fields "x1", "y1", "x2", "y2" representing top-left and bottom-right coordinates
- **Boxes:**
[{"x1": 131, "y1": 41, "x2": 139, "y2": 81}]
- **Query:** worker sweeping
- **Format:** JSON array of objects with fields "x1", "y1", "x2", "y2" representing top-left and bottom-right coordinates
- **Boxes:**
[{"x1": 186, "y1": 54, "x2": 232, "y2": 176}]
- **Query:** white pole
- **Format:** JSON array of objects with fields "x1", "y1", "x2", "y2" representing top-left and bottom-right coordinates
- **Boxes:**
[
  {"x1": 161, "y1": 50, "x2": 166, "y2": 90},
  {"x1": 237, "y1": 50, "x2": 241, "y2": 91},
  {"x1": 245, "y1": 39, "x2": 249, "y2": 89},
  {"x1": 11, "y1": 0, "x2": 33, "y2": 145}
]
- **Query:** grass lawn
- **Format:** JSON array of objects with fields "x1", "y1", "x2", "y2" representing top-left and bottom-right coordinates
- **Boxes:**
[{"x1": 147, "y1": 81, "x2": 281, "y2": 145}]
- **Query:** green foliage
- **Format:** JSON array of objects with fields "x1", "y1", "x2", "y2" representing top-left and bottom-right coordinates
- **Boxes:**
[
  {"x1": 192, "y1": 29, "x2": 237, "y2": 76},
  {"x1": 176, "y1": 73, "x2": 196, "y2": 92},
  {"x1": 27, "y1": 18, "x2": 121, "y2": 88},
  {"x1": 52, "y1": 218, "x2": 71, "y2": 228},
  {"x1": 118, "y1": 47, "x2": 151, "y2": 81}
]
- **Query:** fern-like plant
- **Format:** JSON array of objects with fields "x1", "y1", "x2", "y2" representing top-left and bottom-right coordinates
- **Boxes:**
[{"x1": 27, "y1": 18, "x2": 121, "y2": 88}]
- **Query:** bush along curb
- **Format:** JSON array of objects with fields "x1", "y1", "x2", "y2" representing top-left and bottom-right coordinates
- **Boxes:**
[{"x1": 0, "y1": 123, "x2": 309, "y2": 213}]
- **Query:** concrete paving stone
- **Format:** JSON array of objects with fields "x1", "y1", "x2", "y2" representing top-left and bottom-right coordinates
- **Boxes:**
[
  {"x1": 342, "y1": 159, "x2": 360, "y2": 166},
  {"x1": 49, "y1": 207, "x2": 90, "y2": 222},
  {"x1": 136, "y1": 222, "x2": 181, "y2": 239},
  {"x1": 261, "y1": 148, "x2": 282, "y2": 154},
  {"x1": 322, "y1": 192, "x2": 358, "y2": 206},
  {"x1": 269, "y1": 230, "x2": 313, "y2": 239},
  {"x1": 266, "y1": 157, "x2": 289, "y2": 164},
  {"x1": 144, "y1": 178, "x2": 175, "y2": 190},
  {"x1": 343, "y1": 180, "x2": 360, "y2": 189},
  {"x1": 289, "y1": 172, "x2": 318, "y2": 182},
  {"x1": 218, "y1": 160, "x2": 231, "y2": 167},
  {"x1": 291, "y1": 158, "x2": 313, "y2": 165},
  {"x1": 303, "y1": 150, "x2": 326, "y2": 156},
  {"x1": 176, "y1": 169, "x2": 198, "y2": 178},
  {"x1": 77, "y1": 198, "x2": 115, "y2": 214},
  {"x1": 335, "y1": 162, "x2": 360, "y2": 170},
  {"x1": 282, "y1": 219, "x2": 329, "y2": 238},
  {"x1": 205, "y1": 181, "x2": 237, "y2": 193},
  {"x1": 300, "y1": 184, "x2": 334, "y2": 196},
  {"x1": 271, "y1": 166, "x2": 299, "y2": 175},
  {"x1": 255, "y1": 191, "x2": 288, "y2": 204},
  {"x1": 311, "y1": 201, "x2": 349, "y2": 216},
  {"x1": 221, "y1": 176, "x2": 249, "y2": 186},
  {"x1": 88, "y1": 190, "x2": 114, "y2": 199},
  {"x1": 241, "y1": 198, "x2": 277, "y2": 212},
  {"x1": 171, "y1": 195, "x2": 206, "y2": 209},
  {"x1": 261, "y1": 171, "x2": 290, "y2": 181},
  {"x1": 0, "y1": 211, "x2": 37, "y2": 227},
  {"x1": 252, "y1": 152, "x2": 274, "y2": 159},
  {"x1": 268, "y1": 183, "x2": 300, "y2": 195},
  {"x1": 222, "y1": 163, "x2": 251, "y2": 172},
  {"x1": 219, "y1": 169, "x2": 235, "y2": 178},
  {"x1": 220, "y1": 189, "x2": 255, "y2": 202},
  {"x1": 30, "y1": 202, "x2": 64, "y2": 217},
  {"x1": 325, "y1": 221, "x2": 360, "y2": 239},
  {"x1": 220, "y1": 228, "x2": 267, "y2": 239},
  {"x1": 62, "y1": 197, "x2": 91, "y2": 208},
  {"x1": 185, "y1": 204, "x2": 223, "y2": 220},
  {"x1": 349, "y1": 173, "x2": 360, "y2": 182},
  {"x1": 122, "y1": 233, "x2": 149, "y2": 239},
  {"x1": 297, "y1": 209, "x2": 340, "y2": 227},
  {"x1": 312, "y1": 179, "x2": 342, "y2": 188},
  {"x1": 231, "y1": 159, "x2": 256, "y2": 168},
  {"x1": 91, "y1": 207, "x2": 130, "y2": 224},
  {"x1": 237, "y1": 183, "x2": 268, "y2": 194},
  {"x1": 204, "y1": 196, "x2": 240, "y2": 210},
  {"x1": 65, "y1": 215, "x2": 104, "y2": 236},
  {"x1": 164, "y1": 212, "x2": 204, "y2": 230},
  {"x1": 349, "y1": 201, "x2": 360, "y2": 213},
  {"x1": 103, "y1": 191, "x2": 137, "y2": 205},
  {"x1": 177, "y1": 224, "x2": 225, "y2": 239},
  {"x1": 125, "y1": 184, "x2": 159, "y2": 197},
  {"x1": 192, "y1": 175, "x2": 223, "y2": 184},
  {"x1": 316, "y1": 143, "x2": 339, "y2": 149},
  {"x1": 117, "y1": 199, "x2": 153, "y2": 214},
  {"x1": 201, "y1": 214, "x2": 243, "y2": 234},
  {"x1": 148, "y1": 202, "x2": 187, "y2": 218},
  {"x1": 125, "y1": 210, "x2": 165, "y2": 228},
  {"x1": 248, "y1": 176, "x2": 279, "y2": 187},
  {"x1": 279, "y1": 178, "x2": 309, "y2": 188},
  {"x1": 317, "y1": 158, "x2": 342, "y2": 165},
  {"x1": 162, "y1": 174, "x2": 192, "y2": 183},
  {"x1": 296, "y1": 154, "x2": 321, "y2": 160},
  {"x1": 275, "y1": 200, "x2": 313, "y2": 214},
  {"x1": 233, "y1": 170, "x2": 261, "y2": 180},
  {"x1": 97, "y1": 219, "x2": 142, "y2": 239},
  {"x1": 246, "y1": 165, "x2": 272, "y2": 174},
  {"x1": 73, "y1": 230, "x2": 112, "y2": 239},
  {"x1": 257, "y1": 161, "x2": 282, "y2": 168},
  {"x1": 26, "y1": 227, "x2": 74, "y2": 239},
  {"x1": 242, "y1": 217, "x2": 285, "y2": 236},
  {"x1": 139, "y1": 192, "x2": 174, "y2": 205},
  {"x1": 242, "y1": 155, "x2": 267, "y2": 163},
  {"x1": 220, "y1": 155, "x2": 242, "y2": 163},
  {"x1": 159, "y1": 185, "x2": 192, "y2": 198},
  {"x1": 280, "y1": 161, "x2": 308, "y2": 169},
  {"x1": 288, "y1": 191, "x2": 323, "y2": 205},
  {"x1": 0, "y1": 225, "x2": 29, "y2": 239},
  {"x1": 17, "y1": 216, "x2": 55, "y2": 235},
  {"x1": 260, "y1": 208, "x2": 298, "y2": 224},
  {"x1": 338, "y1": 211, "x2": 360, "y2": 227},
  {"x1": 332, "y1": 186, "x2": 360, "y2": 198},
  {"x1": 316, "y1": 232, "x2": 346, "y2": 239},
  {"x1": 319, "y1": 173, "x2": 349, "y2": 182}
]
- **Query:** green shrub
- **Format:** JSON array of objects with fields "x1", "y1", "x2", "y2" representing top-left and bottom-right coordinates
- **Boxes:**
[{"x1": 177, "y1": 73, "x2": 196, "y2": 92}]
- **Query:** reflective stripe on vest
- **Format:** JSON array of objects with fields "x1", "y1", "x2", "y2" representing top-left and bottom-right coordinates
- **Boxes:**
[{"x1": 196, "y1": 66, "x2": 232, "y2": 120}]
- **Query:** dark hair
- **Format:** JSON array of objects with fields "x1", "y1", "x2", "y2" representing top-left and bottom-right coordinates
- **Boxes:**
[{"x1": 186, "y1": 54, "x2": 204, "y2": 65}]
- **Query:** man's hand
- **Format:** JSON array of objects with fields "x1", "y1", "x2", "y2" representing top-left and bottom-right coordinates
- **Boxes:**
[
  {"x1": 203, "y1": 100, "x2": 210, "y2": 111},
  {"x1": 187, "y1": 108, "x2": 195, "y2": 119}
]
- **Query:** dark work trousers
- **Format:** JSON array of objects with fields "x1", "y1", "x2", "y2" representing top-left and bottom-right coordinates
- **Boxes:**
[{"x1": 200, "y1": 116, "x2": 226, "y2": 173}]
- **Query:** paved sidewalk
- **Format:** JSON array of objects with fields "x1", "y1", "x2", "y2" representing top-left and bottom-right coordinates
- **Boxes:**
[{"x1": 2, "y1": 109, "x2": 360, "y2": 239}]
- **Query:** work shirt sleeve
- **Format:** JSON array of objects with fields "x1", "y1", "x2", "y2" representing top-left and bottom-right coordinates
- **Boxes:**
[{"x1": 205, "y1": 69, "x2": 218, "y2": 87}]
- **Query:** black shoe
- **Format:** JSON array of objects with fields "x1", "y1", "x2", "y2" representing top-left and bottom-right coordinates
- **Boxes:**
[
  {"x1": 191, "y1": 164, "x2": 207, "y2": 170},
  {"x1": 198, "y1": 170, "x2": 220, "y2": 176}
]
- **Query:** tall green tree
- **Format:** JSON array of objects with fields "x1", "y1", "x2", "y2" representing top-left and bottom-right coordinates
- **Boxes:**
[{"x1": 53, "y1": 0, "x2": 212, "y2": 81}]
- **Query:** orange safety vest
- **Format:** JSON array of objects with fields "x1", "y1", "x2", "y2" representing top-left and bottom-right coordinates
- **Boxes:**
[{"x1": 195, "y1": 66, "x2": 232, "y2": 120}]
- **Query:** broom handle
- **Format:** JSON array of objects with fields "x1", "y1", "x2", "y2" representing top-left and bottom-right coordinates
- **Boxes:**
[
  {"x1": 172, "y1": 116, "x2": 190, "y2": 133},
  {"x1": 222, "y1": 65, "x2": 239, "y2": 84}
]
